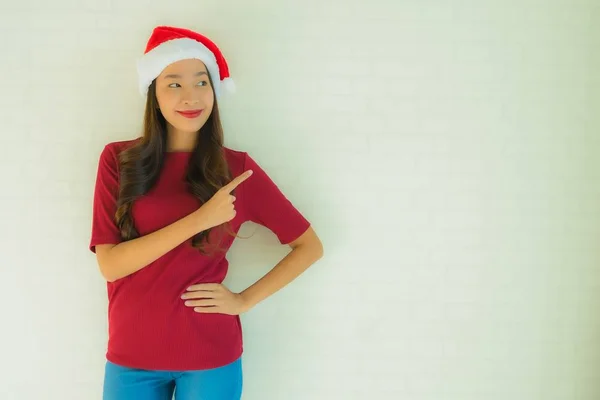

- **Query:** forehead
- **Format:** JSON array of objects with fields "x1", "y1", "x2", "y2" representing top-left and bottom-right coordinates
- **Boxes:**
[{"x1": 158, "y1": 58, "x2": 208, "y2": 78}]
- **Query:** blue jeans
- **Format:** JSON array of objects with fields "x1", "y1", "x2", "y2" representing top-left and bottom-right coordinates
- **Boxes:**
[{"x1": 103, "y1": 357, "x2": 243, "y2": 400}]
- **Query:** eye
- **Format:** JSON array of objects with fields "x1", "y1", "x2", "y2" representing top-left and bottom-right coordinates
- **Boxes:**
[
  {"x1": 168, "y1": 83, "x2": 180, "y2": 88},
  {"x1": 197, "y1": 81, "x2": 208, "y2": 86}
]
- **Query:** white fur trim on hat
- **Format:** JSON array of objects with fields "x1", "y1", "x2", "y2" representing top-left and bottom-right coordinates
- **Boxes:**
[{"x1": 136, "y1": 37, "x2": 229, "y2": 98}]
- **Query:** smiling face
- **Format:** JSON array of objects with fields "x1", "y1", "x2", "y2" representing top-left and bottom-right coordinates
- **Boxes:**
[{"x1": 154, "y1": 58, "x2": 215, "y2": 136}]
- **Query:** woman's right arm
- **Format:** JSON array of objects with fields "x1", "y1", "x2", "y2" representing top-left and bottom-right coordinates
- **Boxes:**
[
  {"x1": 90, "y1": 145, "x2": 207, "y2": 282},
  {"x1": 95, "y1": 209, "x2": 206, "y2": 282},
  {"x1": 92, "y1": 143, "x2": 252, "y2": 282}
]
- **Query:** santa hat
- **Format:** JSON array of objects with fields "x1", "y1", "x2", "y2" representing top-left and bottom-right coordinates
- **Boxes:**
[{"x1": 136, "y1": 26, "x2": 235, "y2": 98}]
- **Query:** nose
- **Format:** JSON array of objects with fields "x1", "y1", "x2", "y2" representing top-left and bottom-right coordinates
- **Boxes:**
[
  {"x1": 182, "y1": 88, "x2": 200, "y2": 105},
  {"x1": 183, "y1": 97, "x2": 199, "y2": 106}
]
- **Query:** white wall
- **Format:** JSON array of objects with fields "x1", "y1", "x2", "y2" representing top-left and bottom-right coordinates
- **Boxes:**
[{"x1": 0, "y1": 0, "x2": 598, "y2": 399}]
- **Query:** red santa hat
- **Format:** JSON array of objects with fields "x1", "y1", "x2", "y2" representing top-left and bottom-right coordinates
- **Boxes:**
[{"x1": 136, "y1": 25, "x2": 235, "y2": 98}]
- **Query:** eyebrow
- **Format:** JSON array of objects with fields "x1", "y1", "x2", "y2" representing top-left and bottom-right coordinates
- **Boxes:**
[{"x1": 163, "y1": 71, "x2": 208, "y2": 79}]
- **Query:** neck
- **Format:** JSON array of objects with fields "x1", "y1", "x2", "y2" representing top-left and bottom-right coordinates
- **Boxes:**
[{"x1": 166, "y1": 125, "x2": 198, "y2": 152}]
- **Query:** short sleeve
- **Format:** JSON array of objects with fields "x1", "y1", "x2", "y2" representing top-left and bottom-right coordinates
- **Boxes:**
[
  {"x1": 241, "y1": 152, "x2": 310, "y2": 244},
  {"x1": 89, "y1": 144, "x2": 122, "y2": 253}
]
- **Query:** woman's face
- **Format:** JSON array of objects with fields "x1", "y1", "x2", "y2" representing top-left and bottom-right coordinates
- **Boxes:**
[{"x1": 154, "y1": 58, "x2": 215, "y2": 134}]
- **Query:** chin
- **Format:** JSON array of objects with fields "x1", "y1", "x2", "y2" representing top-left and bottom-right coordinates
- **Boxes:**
[
  {"x1": 181, "y1": 125, "x2": 204, "y2": 133},
  {"x1": 171, "y1": 121, "x2": 206, "y2": 133}
]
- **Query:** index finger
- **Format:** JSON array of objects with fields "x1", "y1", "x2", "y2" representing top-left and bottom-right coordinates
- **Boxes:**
[{"x1": 221, "y1": 170, "x2": 253, "y2": 193}]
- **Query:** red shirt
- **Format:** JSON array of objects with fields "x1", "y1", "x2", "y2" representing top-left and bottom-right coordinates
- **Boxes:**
[{"x1": 89, "y1": 139, "x2": 310, "y2": 370}]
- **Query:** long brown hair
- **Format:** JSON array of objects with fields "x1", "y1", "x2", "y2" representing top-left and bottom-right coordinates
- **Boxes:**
[{"x1": 114, "y1": 77, "x2": 239, "y2": 256}]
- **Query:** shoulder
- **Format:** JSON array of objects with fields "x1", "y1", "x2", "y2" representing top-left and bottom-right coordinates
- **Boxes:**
[
  {"x1": 99, "y1": 138, "x2": 141, "y2": 161},
  {"x1": 96, "y1": 138, "x2": 141, "y2": 173},
  {"x1": 223, "y1": 145, "x2": 246, "y2": 160},
  {"x1": 223, "y1": 146, "x2": 249, "y2": 173},
  {"x1": 103, "y1": 138, "x2": 141, "y2": 156}
]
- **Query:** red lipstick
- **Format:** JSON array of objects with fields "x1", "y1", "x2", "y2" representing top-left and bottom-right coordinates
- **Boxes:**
[{"x1": 176, "y1": 109, "x2": 203, "y2": 119}]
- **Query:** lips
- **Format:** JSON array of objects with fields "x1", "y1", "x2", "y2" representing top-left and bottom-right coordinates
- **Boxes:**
[{"x1": 176, "y1": 109, "x2": 203, "y2": 119}]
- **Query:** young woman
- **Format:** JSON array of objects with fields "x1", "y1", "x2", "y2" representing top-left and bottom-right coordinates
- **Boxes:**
[{"x1": 89, "y1": 25, "x2": 323, "y2": 400}]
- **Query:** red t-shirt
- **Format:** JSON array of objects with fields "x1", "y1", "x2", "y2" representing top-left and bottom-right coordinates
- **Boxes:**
[{"x1": 89, "y1": 139, "x2": 310, "y2": 371}]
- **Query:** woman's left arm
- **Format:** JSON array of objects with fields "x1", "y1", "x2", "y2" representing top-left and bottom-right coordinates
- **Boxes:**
[
  {"x1": 183, "y1": 152, "x2": 323, "y2": 315},
  {"x1": 182, "y1": 226, "x2": 323, "y2": 315},
  {"x1": 239, "y1": 226, "x2": 323, "y2": 312}
]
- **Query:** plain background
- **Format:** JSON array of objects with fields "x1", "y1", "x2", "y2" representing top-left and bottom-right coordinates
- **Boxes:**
[{"x1": 0, "y1": 0, "x2": 598, "y2": 399}]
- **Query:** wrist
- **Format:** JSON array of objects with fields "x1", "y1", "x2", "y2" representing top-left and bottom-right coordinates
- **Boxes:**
[
  {"x1": 191, "y1": 208, "x2": 208, "y2": 234},
  {"x1": 239, "y1": 291, "x2": 256, "y2": 313}
]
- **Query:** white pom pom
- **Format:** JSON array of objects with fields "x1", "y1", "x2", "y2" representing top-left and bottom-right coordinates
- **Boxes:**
[{"x1": 221, "y1": 77, "x2": 236, "y2": 94}]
